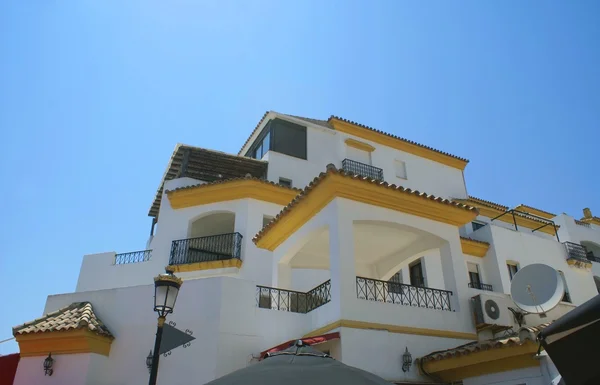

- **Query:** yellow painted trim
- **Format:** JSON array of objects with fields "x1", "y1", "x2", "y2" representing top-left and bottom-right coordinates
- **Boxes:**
[
  {"x1": 331, "y1": 118, "x2": 468, "y2": 170},
  {"x1": 455, "y1": 199, "x2": 558, "y2": 236},
  {"x1": 344, "y1": 138, "x2": 376, "y2": 152},
  {"x1": 256, "y1": 173, "x2": 478, "y2": 251},
  {"x1": 167, "y1": 258, "x2": 242, "y2": 273},
  {"x1": 167, "y1": 179, "x2": 298, "y2": 209},
  {"x1": 421, "y1": 341, "x2": 539, "y2": 382},
  {"x1": 515, "y1": 204, "x2": 555, "y2": 219},
  {"x1": 581, "y1": 217, "x2": 600, "y2": 226},
  {"x1": 15, "y1": 329, "x2": 113, "y2": 357},
  {"x1": 302, "y1": 320, "x2": 477, "y2": 340},
  {"x1": 567, "y1": 258, "x2": 592, "y2": 269},
  {"x1": 460, "y1": 238, "x2": 489, "y2": 258}
]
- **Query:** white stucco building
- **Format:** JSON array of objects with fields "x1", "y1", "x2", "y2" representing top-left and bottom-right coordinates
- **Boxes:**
[{"x1": 10, "y1": 112, "x2": 600, "y2": 385}]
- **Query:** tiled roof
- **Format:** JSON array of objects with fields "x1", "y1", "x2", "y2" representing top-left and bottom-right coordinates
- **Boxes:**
[
  {"x1": 463, "y1": 196, "x2": 509, "y2": 211},
  {"x1": 237, "y1": 111, "x2": 468, "y2": 165},
  {"x1": 419, "y1": 323, "x2": 549, "y2": 363},
  {"x1": 165, "y1": 173, "x2": 302, "y2": 194},
  {"x1": 459, "y1": 236, "x2": 489, "y2": 246},
  {"x1": 253, "y1": 164, "x2": 478, "y2": 244},
  {"x1": 13, "y1": 302, "x2": 113, "y2": 338},
  {"x1": 515, "y1": 204, "x2": 556, "y2": 219}
]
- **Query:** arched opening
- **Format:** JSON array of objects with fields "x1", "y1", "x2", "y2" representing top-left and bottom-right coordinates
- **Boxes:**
[{"x1": 170, "y1": 211, "x2": 240, "y2": 266}]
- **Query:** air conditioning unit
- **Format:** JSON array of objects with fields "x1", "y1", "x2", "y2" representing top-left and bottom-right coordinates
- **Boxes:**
[{"x1": 472, "y1": 294, "x2": 514, "y2": 329}]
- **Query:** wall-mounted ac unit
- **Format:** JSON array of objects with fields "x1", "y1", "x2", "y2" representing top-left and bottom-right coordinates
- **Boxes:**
[{"x1": 472, "y1": 294, "x2": 513, "y2": 329}]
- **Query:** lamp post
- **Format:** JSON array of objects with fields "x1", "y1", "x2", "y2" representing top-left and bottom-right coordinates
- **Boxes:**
[{"x1": 148, "y1": 272, "x2": 183, "y2": 385}]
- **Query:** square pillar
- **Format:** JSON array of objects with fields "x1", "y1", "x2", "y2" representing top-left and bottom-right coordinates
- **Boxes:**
[
  {"x1": 272, "y1": 262, "x2": 292, "y2": 289},
  {"x1": 439, "y1": 239, "x2": 470, "y2": 311},
  {"x1": 328, "y1": 202, "x2": 357, "y2": 319}
]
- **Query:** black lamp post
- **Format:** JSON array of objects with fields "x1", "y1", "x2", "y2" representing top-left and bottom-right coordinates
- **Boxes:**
[{"x1": 148, "y1": 272, "x2": 183, "y2": 385}]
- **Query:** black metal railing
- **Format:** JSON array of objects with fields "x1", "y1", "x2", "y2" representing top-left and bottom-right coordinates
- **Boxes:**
[
  {"x1": 342, "y1": 159, "x2": 384, "y2": 181},
  {"x1": 356, "y1": 276, "x2": 453, "y2": 311},
  {"x1": 468, "y1": 282, "x2": 493, "y2": 291},
  {"x1": 256, "y1": 280, "x2": 331, "y2": 314},
  {"x1": 564, "y1": 242, "x2": 588, "y2": 262},
  {"x1": 114, "y1": 250, "x2": 152, "y2": 265},
  {"x1": 169, "y1": 233, "x2": 242, "y2": 265}
]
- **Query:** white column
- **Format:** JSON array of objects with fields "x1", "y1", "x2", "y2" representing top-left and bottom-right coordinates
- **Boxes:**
[
  {"x1": 439, "y1": 239, "x2": 470, "y2": 311},
  {"x1": 329, "y1": 202, "x2": 357, "y2": 319},
  {"x1": 272, "y1": 263, "x2": 292, "y2": 289}
]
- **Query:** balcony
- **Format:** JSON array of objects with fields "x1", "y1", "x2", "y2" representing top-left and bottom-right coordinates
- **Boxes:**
[
  {"x1": 256, "y1": 280, "x2": 331, "y2": 314},
  {"x1": 468, "y1": 282, "x2": 493, "y2": 291},
  {"x1": 169, "y1": 233, "x2": 243, "y2": 266},
  {"x1": 356, "y1": 276, "x2": 453, "y2": 311},
  {"x1": 114, "y1": 250, "x2": 152, "y2": 265},
  {"x1": 342, "y1": 159, "x2": 383, "y2": 181},
  {"x1": 564, "y1": 241, "x2": 593, "y2": 269}
]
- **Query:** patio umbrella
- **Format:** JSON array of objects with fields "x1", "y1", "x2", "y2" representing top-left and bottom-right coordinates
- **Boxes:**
[{"x1": 205, "y1": 340, "x2": 393, "y2": 385}]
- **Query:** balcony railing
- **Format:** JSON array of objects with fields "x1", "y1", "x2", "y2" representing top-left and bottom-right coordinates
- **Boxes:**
[
  {"x1": 342, "y1": 159, "x2": 384, "y2": 181},
  {"x1": 356, "y1": 276, "x2": 453, "y2": 312},
  {"x1": 256, "y1": 280, "x2": 331, "y2": 314},
  {"x1": 468, "y1": 282, "x2": 493, "y2": 291},
  {"x1": 114, "y1": 250, "x2": 152, "y2": 265},
  {"x1": 564, "y1": 241, "x2": 589, "y2": 262},
  {"x1": 169, "y1": 233, "x2": 242, "y2": 265}
]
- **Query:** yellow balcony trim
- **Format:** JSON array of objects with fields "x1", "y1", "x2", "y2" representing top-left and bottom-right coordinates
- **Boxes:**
[
  {"x1": 167, "y1": 258, "x2": 242, "y2": 273},
  {"x1": 255, "y1": 171, "x2": 478, "y2": 251},
  {"x1": 344, "y1": 138, "x2": 376, "y2": 152},
  {"x1": 167, "y1": 179, "x2": 299, "y2": 209},
  {"x1": 421, "y1": 341, "x2": 539, "y2": 382},
  {"x1": 514, "y1": 204, "x2": 555, "y2": 219},
  {"x1": 331, "y1": 118, "x2": 468, "y2": 170},
  {"x1": 303, "y1": 320, "x2": 477, "y2": 340},
  {"x1": 16, "y1": 329, "x2": 113, "y2": 357},
  {"x1": 460, "y1": 237, "x2": 489, "y2": 258}
]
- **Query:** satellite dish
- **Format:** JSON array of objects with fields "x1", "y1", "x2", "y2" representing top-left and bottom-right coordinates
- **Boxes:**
[{"x1": 510, "y1": 263, "x2": 564, "y2": 314}]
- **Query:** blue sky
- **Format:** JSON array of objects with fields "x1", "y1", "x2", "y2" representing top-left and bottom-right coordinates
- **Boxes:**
[{"x1": 1, "y1": 1, "x2": 598, "y2": 353}]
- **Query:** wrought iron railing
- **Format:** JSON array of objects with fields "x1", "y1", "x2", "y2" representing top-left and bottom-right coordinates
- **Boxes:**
[
  {"x1": 114, "y1": 250, "x2": 152, "y2": 265},
  {"x1": 575, "y1": 220, "x2": 591, "y2": 228},
  {"x1": 169, "y1": 233, "x2": 242, "y2": 265},
  {"x1": 256, "y1": 280, "x2": 331, "y2": 314},
  {"x1": 356, "y1": 276, "x2": 452, "y2": 311},
  {"x1": 564, "y1": 241, "x2": 588, "y2": 262},
  {"x1": 468, "y1": 282, "x2": 493, "y2": 291},
  {"x1": 342, "y1": 159, "x2": 384, "y2": 181}
]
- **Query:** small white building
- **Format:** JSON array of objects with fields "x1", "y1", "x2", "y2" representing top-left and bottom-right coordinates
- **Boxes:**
[{"x1": 10, "y1": 112, "x2": 600, "y2": 385}]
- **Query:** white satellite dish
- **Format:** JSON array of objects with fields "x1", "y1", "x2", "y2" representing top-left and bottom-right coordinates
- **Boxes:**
[{"x1": 510, "y1": 263, "x2": 564, "y2": 314}]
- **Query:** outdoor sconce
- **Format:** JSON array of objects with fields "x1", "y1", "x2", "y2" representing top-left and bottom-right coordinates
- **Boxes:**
[
  {"x1": 146, "y1": 351, "x2": 153, "y2": 373},
  {"x1": 43, "y1": 353, "x2": 54, "y2": 376},
  {"x1": 402, "y1": 347, "x2": 412, "y2": 372}
]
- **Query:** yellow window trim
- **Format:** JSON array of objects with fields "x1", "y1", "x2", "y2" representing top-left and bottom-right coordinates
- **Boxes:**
[
  {"x1": 344, "y1": 138, "x2": 376, "y2": 152},
  {"x1": 331, "y1": 118, "x2": 468, "y2": 170},
  {"x1": 15, "y1": 329, "x2": 113, "y2": 357},
  {"x1": 255, "y1": 173, "x2": 478, "y2": 251},
  {"x1": 421, "y1": 341, "x2": 539, "y2": 382},
  {"x1": 460, "y1": 237, "x2": 489, "y2": 258},
  {"x1": 167, "y1": 179, "x2": 299, "y2": 209},
  {"x1": 167, "y1": 258, "x2": 242, "y2": 273},
  {"x1": 302, "y1": 319, "x2": 477, "y2": 340},
  {"x1": 455, "y1": 199, "x2": 558, "y2": 236},
  {"x1": 515, "y1": 204, "x2": 555, "y2": 219}
]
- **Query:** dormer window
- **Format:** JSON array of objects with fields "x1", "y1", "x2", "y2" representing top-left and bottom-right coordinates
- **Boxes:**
[{"x1": 246, "y1": 118, "x2": 307, "y2": 160}]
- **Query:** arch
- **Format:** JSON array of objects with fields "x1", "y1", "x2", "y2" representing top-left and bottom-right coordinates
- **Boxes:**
[{"x1": 188, "y1": 210, "x2": 236, "y2": 238}]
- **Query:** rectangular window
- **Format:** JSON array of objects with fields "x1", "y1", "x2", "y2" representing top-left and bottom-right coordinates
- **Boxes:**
[
  {"x1": 468, "y1": 263, "x2": 481, "y2": 286},
  {"x1": 388, "y1": 271, "x2": 403, "y2": 294},
  {"x1": 278, "y1": 177, "x2": 292, "y2": 188},
  {"x1": 271, "y1": 119, "x2": 307, "y2": 160},
  {"x1": 394, "y1": 159, "x2": 407, "y2": 179},
  {"x1": 507, "y1": 263, "x2": 519, "y2": 281},
  {"x1": 409, "y1": 260, "x2": 425, "y2": 287},
  {"x1": 472, "y1": 221, "x2": 486, "y2": 231}
]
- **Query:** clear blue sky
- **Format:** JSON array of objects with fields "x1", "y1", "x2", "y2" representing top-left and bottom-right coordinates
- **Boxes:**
[{"x1": 1, "y1": 1, "x2": 598, "y2": 353}]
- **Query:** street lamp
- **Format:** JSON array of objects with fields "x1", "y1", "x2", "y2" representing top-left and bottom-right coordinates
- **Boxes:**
[{"x1": 148, "y1": 272, "x2": 183, "y2": 385}]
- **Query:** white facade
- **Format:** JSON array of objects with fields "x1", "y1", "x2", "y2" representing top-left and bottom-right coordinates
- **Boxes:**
[{"x1": 11, "y1": 111, "x2": 600, "y2": 385}]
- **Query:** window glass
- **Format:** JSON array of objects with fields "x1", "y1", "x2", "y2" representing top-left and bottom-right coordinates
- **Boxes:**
[
  {"x1": 468, "y1": 263, "x2": 480, "y2": 285},
  {"x1": 507, "y1": 263, "x2": 519, "y2": 280},
  {"x1": 472, "y1": 221, "x2": 486, "y2": 231},
  {"x1": 262, "y1": 133, "x2": 270, "y2": 155},
  {"x1": 409, "y1": 261, "x2": 424, "y2": 287},
  {"x1": 271, "y1": 119, "x2": 307, "y2": 159},
  {"x1": 278, "y1": 178, "x2": 292, "y2": 188}
]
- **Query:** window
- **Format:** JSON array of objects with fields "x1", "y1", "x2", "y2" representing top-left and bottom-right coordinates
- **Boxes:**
[
  {"x1": 262, "y1": 215, "x2": 274, "y2": 228},
  {"x1": 472, "y1": 221, "x2": 486, "y2": 231},
  {"x1": 507, "y1": 263, "x2": 519, "y2": 281},
  {"x1": 245, "y1": 118, "x2": 307, "y2": 160},
  {"x1": 559, "y1": 271, "x2": 571, "y2": 303},
  {"x1": 278, "y1": 178, "x2": 292, "y2": 188},
  {"x1": 409, "y1": 260, "x2": 425, "y2": 287},
  {"x1": 394, "y1": 159, "x2": 407, "y2": 179},
  {"x1": 468, "y1": 263, "x2": 481, "y2": 287},
  {"x1": 388, "y1": 271, "x2": 403, "y2": 294}
]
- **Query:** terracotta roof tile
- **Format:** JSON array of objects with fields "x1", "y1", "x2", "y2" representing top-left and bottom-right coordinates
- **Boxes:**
[
  {"x1": 328, "y1": 116, "x2": 468, "y2": 163},
  {"x1": 13, "y1": 302, "x2": 113, "y2": 338},
  {"x1": 165, "y1": 174, "x2": 302, "y2": 194},
  {"x1": 464, "y1": 196, "x2": 509, "y2": 211},
  {"x1": 459, "y1": 236, "x2": 489, "y2": 246},
  {"x1": 253, "y1": 164, "x2": 478, "y2": 244}
]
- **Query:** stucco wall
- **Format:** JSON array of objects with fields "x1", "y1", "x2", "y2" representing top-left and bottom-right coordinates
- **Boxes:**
[{"x1": 13, "y1": 353, "x2": 107, "y2": 385}]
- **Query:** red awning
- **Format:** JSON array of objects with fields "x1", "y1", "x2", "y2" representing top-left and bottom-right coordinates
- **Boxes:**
[
  {"x1": 260, "y1": 332, "x2": 340, "y2": 359},
  {"x1": 0, "y1": 353, "x2": 20, "y2": 385}
]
